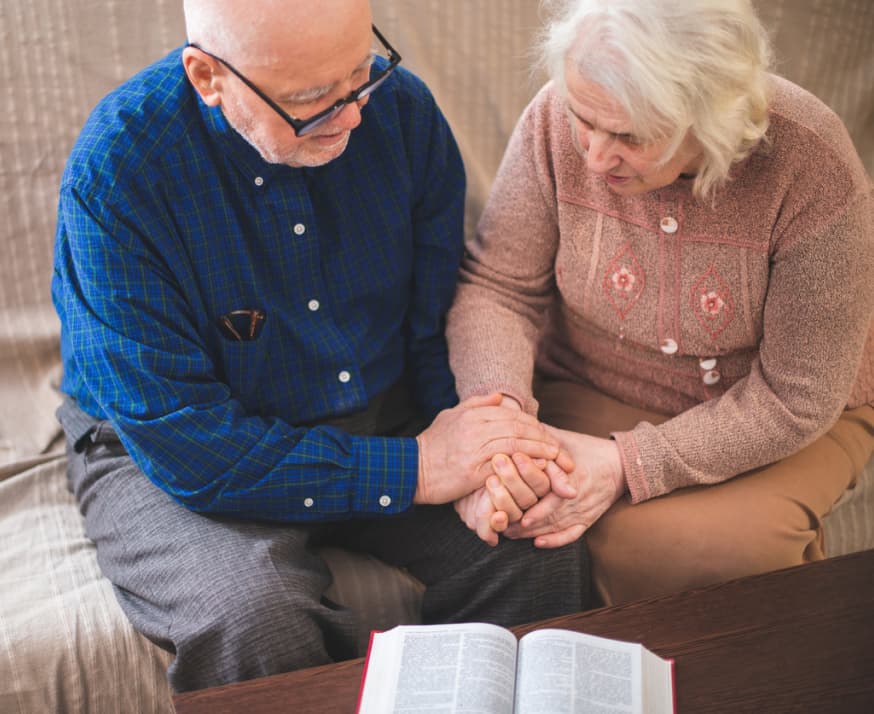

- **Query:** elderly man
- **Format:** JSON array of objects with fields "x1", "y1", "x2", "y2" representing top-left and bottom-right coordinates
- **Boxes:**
[{"x1": 51, "y1": 0, "x2": 587, "y2": 693}]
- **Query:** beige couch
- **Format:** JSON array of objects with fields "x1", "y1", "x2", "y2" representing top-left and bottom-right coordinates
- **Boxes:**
[{"x1": 1, "y1": 1, "x2": 872, "y2": 711}]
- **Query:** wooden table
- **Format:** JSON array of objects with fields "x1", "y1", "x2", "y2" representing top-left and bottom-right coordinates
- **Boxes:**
[{"x1": 174, "y1": 549, "x2": 874, "y2": 713}]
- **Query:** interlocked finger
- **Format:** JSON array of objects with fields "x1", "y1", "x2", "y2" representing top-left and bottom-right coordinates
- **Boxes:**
[
  {"x1": 486, "y1": 465, "x2": 526, "y2": 523},
  {"x1": 510, "y1": 452, "x2": 551, "y2": 498},
  {"x1": 491, "y1": 453, "x2": 541, "y2": 510}
]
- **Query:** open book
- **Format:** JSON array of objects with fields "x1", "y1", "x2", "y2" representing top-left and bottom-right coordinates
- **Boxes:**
[{"x1": 357, "y1": 622, "x2": 675, "y2": 713}]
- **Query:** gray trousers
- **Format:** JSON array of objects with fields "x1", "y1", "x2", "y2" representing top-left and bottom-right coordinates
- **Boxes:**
[{"x1": 60, "y1": 399, "x2": 589, "y2": 693}]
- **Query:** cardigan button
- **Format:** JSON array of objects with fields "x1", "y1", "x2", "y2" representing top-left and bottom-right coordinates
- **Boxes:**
[
  {"x1": 703, "y1": 369, "x2": 721, "y2": 386},
  {"x1": 660, "y1": 338, "x2": 678, "y2": 355},
  {"x1": 660, "y1": 216, "x2": 678, "y2": 234}
]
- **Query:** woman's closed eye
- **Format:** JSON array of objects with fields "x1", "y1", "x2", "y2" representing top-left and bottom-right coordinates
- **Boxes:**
[
  {"x1": 618, "y1": 132, "x2": 645, "y2": 146},
  {"x1": 569, "y1": 110, "x2": 645, "y2": 147}
]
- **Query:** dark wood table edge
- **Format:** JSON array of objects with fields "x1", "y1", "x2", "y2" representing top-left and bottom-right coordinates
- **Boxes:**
[{"x1": 173, "y1": 549, "x2": 874, "y2": 713}]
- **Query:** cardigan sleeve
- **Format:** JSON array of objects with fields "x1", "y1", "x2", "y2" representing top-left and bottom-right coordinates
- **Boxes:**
[{"x1": 446, "y1": 85, "x2": 561, "y2": 415}]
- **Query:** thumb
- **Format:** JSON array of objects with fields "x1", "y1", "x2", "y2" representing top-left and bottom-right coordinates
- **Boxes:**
[
  {"x1": 555, "y1": 448, "x2": 575, "y2": 474},
  {"x1": 545, "y1": 459, "x2": 577, "y2": 499}
]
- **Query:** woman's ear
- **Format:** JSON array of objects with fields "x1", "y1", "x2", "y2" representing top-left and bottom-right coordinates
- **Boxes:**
[{"x1": 182, "y1": 47, "x2": 222, "y2": 107}]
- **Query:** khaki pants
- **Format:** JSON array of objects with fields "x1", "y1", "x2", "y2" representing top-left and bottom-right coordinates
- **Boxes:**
[{"x1": 535, "y1": 376, "x2": 874, "y2": 606}]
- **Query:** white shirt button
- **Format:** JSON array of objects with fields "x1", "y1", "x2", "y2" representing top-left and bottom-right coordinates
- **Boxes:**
[
  {"x1": 378, "y1": 495, "x2": 392, "y2": 508},
  {"x1": 660, "y1": 338, "x2": 678, "y2": 355},
  {"x1": 699, "y1": 357, "x2": 718, "y2": 370},
  {"x1": 307, "y1": 299, "x2": 320, "y2": 312},
  {"x1": 293, "y1": 223, "x2": 306, "y2": 235},
  {"x1": 338, "y1": 370, "x2": 351, "y2": 383},
  {"x1": 703, "y1": 369, "x2": 721, "y2": 386},
  {"x1": 254, "y1": 176, "x2": 264, "y2": 186},
  {"x1": 303, "y1": 497, "x2": 314, "y2": 508},
  {"x1": 660, "y1": 216, "x2": 678, "y2": 234}
]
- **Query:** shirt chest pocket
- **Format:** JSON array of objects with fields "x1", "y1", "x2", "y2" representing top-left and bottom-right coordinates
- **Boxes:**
[{"x1": 215, "y1": 321, "x2": 273, "y2": 414}]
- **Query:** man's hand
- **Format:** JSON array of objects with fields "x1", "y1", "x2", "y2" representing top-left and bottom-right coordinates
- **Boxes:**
[
  {"x1": 502, "y1": 427, "x2": 627, "y2": 548},
  {"x1": 414, "y1": 392, "x2": 563, "y2": 506}
]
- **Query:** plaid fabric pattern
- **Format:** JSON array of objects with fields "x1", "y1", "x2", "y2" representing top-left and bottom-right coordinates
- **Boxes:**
[{"x1": 51, "y1": 49, "x2": 465, "y2": 522}]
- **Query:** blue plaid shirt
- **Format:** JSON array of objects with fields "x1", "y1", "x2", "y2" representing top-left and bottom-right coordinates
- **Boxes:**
[{"x1": 52, "y1": 49, "x2": 465, "y2": 522}]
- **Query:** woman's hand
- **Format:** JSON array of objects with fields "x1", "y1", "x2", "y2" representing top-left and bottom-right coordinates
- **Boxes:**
[
  {"x1": 502, "y1": 427, "x2": 627, "y2": 548},
  {"x1": 454, "y1": 485, "x2": 505, "y2": 546}
]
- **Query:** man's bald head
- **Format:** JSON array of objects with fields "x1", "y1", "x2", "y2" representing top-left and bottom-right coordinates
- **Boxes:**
[
  {"x1": 182, "y1": 0, "x2": 377, "y2": 167},
  {"x1": 183, "y1": 0, "x2": 371, "y2": 67}
]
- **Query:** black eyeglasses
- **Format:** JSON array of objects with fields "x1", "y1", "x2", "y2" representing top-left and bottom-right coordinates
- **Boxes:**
[{"x1": 188, "y1": 25, "x2": 401, "y2": 137}]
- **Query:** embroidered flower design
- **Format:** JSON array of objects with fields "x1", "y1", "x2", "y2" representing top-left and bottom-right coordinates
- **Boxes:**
[
  {"x1": 603, "y1": 243, "x2": 645, "y2": 319},
  {"x1": 700, "y1": 290, "x2": 725, "y2": 316},
  {"x1": 611, "y1": 266, "x2": 636, "y2": 293},
  {"x1": 690, "y1": 264, "x2": 734, "y2": 340}
]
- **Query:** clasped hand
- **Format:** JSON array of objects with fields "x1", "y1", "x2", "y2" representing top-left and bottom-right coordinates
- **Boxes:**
[
  {"x1": 414, "y1": 392, "x2": 567, "y2": 506},
  {"x1": 455, "y1": 419, "x2": 627, "y2": 548}
]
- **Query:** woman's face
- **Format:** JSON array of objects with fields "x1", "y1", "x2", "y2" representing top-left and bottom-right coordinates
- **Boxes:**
[{"x1": 564, "y1": 65, "x2": 702, "y2": 196}]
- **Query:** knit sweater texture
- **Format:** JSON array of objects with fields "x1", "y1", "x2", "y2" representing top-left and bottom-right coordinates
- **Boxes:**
[{"x1": 447, "y1": 75, "x2": 874, "y2": 504}]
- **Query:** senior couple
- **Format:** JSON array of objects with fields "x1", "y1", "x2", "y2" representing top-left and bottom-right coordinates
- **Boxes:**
[{"x1": 53, "y1": 0, "x2": 873, "y2": 692}]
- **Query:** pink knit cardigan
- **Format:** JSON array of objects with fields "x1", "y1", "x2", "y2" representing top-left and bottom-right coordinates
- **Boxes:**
[{"x1": 447, "y1": 75, "x2": 874, "y2": 503}]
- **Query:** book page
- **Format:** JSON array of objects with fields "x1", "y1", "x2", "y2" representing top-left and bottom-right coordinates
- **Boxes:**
[
  {"x1": 514, "y1": 629, "x2": 651, "y2": 714},
  {"x1": 642, "y1": 647, "x2": 675, "y2": 713},
  {"x1": 357, "y1": 623, "x2": 518, "y2": 714}
]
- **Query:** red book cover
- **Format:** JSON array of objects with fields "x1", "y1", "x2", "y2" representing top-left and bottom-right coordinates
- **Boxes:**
[{"x1": 355, "y1": 630, "x2": 382, "y2": 714}]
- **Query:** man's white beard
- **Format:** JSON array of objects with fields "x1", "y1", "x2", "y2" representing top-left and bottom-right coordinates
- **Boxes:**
[{"x1": 223, "y1": 97, "x2": 351, "y2": 167}]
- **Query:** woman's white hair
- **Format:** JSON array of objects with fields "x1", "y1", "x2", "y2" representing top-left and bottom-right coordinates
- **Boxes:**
[{"x1": 539, "y1": 0, "x2": 773, "y2": 201}]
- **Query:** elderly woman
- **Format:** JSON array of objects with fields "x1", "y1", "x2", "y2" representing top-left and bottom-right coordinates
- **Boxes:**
[{"x1": 447, "y1": 0, "x2": 874, "y2": 605}]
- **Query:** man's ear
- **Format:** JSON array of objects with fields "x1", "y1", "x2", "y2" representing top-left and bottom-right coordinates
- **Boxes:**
[{"x1": 182, "y1": 47, "x2": 222, "y2": 107}]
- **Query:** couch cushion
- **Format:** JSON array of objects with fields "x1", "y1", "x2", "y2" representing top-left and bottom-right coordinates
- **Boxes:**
[
  {"x1": 823, "y1": 456, "x2": 874, "y2": 557},
  {"x1": 0, "y1": 457, "x2": 174, "y2": 713},
  {"x1": 0, "y1": 455, "x2": 425, "y2": 712},
  {"x1": 322, "y1": 547, "x2": 425, "y2": 653}
]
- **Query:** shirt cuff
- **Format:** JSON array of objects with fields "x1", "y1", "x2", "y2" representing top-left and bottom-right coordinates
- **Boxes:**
[{"x1": 350, "y1": 435, "x2": 419, "y2": 515}]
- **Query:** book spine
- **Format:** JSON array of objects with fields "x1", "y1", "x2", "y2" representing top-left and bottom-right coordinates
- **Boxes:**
[{"x1": 356, "y1": 630, "x2": 382, "y2": 713}]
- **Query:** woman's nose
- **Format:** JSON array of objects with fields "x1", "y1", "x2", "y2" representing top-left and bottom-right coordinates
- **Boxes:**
[{"x1": 584, "y1": 130, "x2": 619, "y2": 173}]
